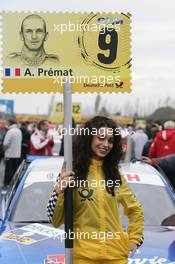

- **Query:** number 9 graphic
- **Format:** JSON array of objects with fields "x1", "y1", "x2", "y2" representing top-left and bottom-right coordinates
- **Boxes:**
[
  {"x1": 98, "y1": 28, "x2": 118, "y2": 64},
  {"x1": 78, "y1": 13, "x2": 131, "y2": 71}
]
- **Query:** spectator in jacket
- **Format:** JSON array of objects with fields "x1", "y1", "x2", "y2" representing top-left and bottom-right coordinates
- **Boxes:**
[
  {"x1": 30, "y1": 120, "x2": 54, "y2": 155},
  {"x1": 149, "y1": 120, "x2": 175, "y2": 158},
  {"x1": 142, "y1": 154, "x2": 175, "y2": 188},
  {"x1": 142, "y1": 125, "x2": 159, "y2": 157},
  {"x1": 3, "y1": 118, "x2": 22, "y2": 187},
  {"x1": 47, "y1": 116, "x2": 144, "y2": 264}
]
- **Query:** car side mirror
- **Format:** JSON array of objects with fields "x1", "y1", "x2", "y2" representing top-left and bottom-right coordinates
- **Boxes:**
[{"x1": 161, "y1": 214, "x2": 175, "y2": 226}]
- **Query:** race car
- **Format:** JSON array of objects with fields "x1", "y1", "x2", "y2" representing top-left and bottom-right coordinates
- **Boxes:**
[
  {"x1": 120, "y1": 162, "x2": 175, "y2": 264},
  {"x1": 0, "y1": 157, "x2": 175, "y2": 264}
]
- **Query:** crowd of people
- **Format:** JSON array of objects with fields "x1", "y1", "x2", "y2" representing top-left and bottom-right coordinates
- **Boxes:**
[
  {"x1": 0, "y1": 118, "x2": 57, "y2": 188},
  {"x1": 0, "y1": 117, "x2": 175, "y2": 189}
]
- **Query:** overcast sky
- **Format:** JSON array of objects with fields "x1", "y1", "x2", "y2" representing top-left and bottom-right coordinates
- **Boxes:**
[{"x1": 1, "y1": 0, "x2": 175, "y2": 116}]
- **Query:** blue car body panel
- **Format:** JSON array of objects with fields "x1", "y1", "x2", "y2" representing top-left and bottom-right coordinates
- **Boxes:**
[
  {"x1": 0, "y1": 223, "x2": 65, "y2": 264},
  {"x1": 0, "y1": 224, "x2": 175, "y2": 263}
]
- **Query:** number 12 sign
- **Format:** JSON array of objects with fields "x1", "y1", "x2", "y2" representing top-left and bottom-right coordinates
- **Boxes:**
[
  {"x1": 1, "y1": 12, "x2": 131, "y2": 93},
  {"x1": 50, "y1": 102, "x2": 81, "y2": 122}
]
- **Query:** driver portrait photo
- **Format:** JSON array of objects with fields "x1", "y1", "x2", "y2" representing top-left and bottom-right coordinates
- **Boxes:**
[{"x1": 7, "y1": 14, "x2": 60, "y2": 66}]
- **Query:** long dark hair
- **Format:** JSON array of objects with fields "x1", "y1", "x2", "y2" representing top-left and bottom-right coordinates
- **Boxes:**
[{"x1": 73, "y1": 116, "x2": 122, "y2": 196}]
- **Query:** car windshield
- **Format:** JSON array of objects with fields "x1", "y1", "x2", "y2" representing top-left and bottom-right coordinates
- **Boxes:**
[
  {"x1": 120, "y1": 162, "x2": 175, "y2": 226},
  {"x1": 10, "y1": 158, "x2": 62, "y2": 223},
  {"x1": 10, "y1": 160, "x2": 175, "y2": 226},
  {"x1": 11, "y1": 180, "x2": 175, "y2": 226},
  {"x1": 120, "y1": 183, "x2": 175, "y2": 226},
  {"x1": 10, "y1": 181, "x2": 54, "y2": 222}
]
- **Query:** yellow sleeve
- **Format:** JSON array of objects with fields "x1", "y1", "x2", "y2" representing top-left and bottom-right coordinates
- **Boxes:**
[{"x1": 117, "y1": 175, "x2": 144, "y2": 245}]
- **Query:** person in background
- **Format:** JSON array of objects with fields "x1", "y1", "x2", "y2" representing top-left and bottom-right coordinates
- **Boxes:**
[
  {"x1": 132, "y1": 125, "x2": 148, "y2": 160},
  {"x1": 30, "y1": 120, "x2": 54, "y2": 155},
  {"x1": 27, "y1": 122, "x2": 37, "y2": 134},
  {"x1": 47, "y1": 116, "x2": 144, "y2": 264},
  {"x1": 142, "y1": 124, "x2": 159, "y2": 157},
  {"x1": 3, "y1": 118, "x2": 22, "y2": 187},
  {"x1": 152, "y1": 120, "x2": 162, "y2": 131},
  {"x1": 0, "y1": 119, "x2": 7, "y2": 163},
  {"x1": 142, "y1": 154, "x2": 175, "y2": 188},
  {"x1": 149, "y1": 120, "x2": 175, "y2": 158},
  {"x1": 20, "y1": 122, "x2": 31, "y2": 161}
]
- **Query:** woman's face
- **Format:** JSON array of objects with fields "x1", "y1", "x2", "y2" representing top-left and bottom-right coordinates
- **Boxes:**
[{"x1": 91, "y1": 126, "x2": 114, "y2": 160}]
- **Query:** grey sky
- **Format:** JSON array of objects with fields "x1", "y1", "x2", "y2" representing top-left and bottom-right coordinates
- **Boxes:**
[{"x1": 1, "y1": 0, "x2": 175, "y2": 116}]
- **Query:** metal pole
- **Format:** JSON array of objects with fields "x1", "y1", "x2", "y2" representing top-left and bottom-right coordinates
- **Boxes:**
[{"x1": 63, "y1": 82, "x2": 73, "y2": 264}]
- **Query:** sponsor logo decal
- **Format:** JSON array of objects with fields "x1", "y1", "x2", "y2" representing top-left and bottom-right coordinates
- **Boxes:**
[
  {"x1": 0, "y1": 232, "x2": 37, "y2": 245},
  {"x1": 44, "y1": 255, "x2": 65, "y2": 264}
]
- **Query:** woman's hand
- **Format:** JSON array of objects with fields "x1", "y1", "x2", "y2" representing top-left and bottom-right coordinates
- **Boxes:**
[
  {"x1": 129, "y1": 242, "x2": 137, "y2": 257},
  {"x1": 54, "y1": 161, "x2": 75, "y2": 194}
]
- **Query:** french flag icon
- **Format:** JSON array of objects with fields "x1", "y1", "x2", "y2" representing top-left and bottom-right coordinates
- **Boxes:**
[{"x1": 5, "y1": 68, "x2": 21, "y2": 77}]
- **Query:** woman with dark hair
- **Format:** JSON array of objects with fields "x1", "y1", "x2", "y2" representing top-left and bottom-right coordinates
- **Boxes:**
[{"x1": 47, "y1": 116, "x2": 144, "y2": 264}]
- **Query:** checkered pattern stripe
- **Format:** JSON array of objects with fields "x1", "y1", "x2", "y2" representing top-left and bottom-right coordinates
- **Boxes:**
[
  {"x1": 47, "y1": 191, "x2": 59, "y2": 222},
  {"x1": 136, "y1": 236, "x2": 144, "y2": 248}
]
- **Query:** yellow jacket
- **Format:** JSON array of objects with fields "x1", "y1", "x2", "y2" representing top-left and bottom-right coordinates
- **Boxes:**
[{"x1": 49, "y1": 159, "x2": 144, "y2": 260}]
